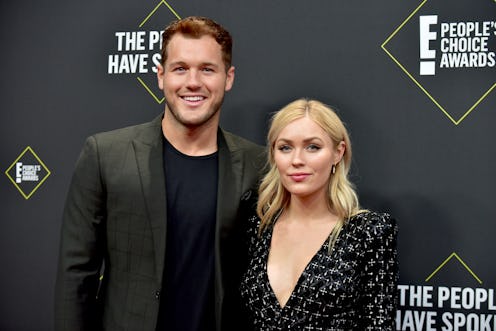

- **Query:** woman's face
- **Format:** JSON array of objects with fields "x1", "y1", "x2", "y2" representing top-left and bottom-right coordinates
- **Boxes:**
[{"x1": 274, "y1": 116, "x2": 344, "y2": 200}]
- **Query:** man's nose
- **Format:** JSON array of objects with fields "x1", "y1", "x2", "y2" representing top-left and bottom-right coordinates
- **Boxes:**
[{"x1": 186, "y1": 70, "x2": 201, "y2": 89}]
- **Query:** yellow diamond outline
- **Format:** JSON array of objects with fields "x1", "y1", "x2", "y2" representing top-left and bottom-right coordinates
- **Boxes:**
[
  {"x1": 381, "y1": 0, "x2": 496, "y2": 125},
  {"x1": 4, "y1": 146, "x2": 52, "y2": 200},
  {"x1": 425, "y1": 252, "x2": 482, "y2": 284},
  {"x1": 136, "y1": 0, "x2": 181, "y2": 104}
]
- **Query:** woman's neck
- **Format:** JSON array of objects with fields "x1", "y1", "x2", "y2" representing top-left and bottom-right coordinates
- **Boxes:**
[{"x1": 283, "y1": 194, "x2": 337, "y2": 225}]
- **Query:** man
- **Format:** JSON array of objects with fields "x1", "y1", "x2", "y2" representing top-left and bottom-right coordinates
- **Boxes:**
[{"x1": 55, "y1": 16, "x2": 264, "y2": 331}]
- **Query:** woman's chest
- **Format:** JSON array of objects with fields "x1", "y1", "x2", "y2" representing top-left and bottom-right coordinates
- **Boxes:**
[{"x1": 244, "y1": 230, "x2": 367, "y2": 313}]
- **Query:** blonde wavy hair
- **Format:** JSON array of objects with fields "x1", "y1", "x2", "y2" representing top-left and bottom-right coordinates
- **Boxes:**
[{"x1": 257, "y1": 98, "x2": 364, "y2": 248}]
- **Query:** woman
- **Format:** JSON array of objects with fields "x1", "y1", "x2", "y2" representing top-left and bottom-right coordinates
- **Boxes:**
[{"x1": 240, "y1": 98, "x2": 398, "y2": 330}]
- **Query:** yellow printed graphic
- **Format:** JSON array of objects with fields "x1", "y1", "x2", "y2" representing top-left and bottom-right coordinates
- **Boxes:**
[
  {"x1": 381, "y1": 0, "x2": 496, "y2": 125},
  {"x1": 139, "y1": 0, "x2": 180, "y2": 28},
  {"x1": 4, "y1": 146, "x2": 51, "y2": 200},
  {"x1": 137, "y1": 0, "x2": 181, "y2": 104},
  {"x1": 425, "y1": 252, "x2": 482, "y2": 284},
  {"x1": 137, "y1": 77, "x2": 165, "y2": 104}
]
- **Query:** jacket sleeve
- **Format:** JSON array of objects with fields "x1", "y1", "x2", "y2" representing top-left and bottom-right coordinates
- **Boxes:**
[
  {"x1": 358, "y1": 213, "x2": 399, "y2": 330},
  {"x1": 54, "y1": 136, "x2": 106, "y2": 331}
]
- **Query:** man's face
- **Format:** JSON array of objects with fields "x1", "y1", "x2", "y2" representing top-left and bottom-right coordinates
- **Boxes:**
[{"x1": 157, "y1": 34, "x2": 235, "y2": 129}]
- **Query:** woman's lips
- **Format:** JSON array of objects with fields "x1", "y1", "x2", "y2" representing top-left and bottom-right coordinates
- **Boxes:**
[{"x1": 289, "y1": 173, "x2": 310, "y2": 182}]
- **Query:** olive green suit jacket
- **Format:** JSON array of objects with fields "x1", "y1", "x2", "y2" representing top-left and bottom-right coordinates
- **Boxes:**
[{"x1": 55, "y1": 114, "x2": 265, "y2": 331}]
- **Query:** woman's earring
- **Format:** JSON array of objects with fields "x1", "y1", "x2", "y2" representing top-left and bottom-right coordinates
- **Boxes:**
[{"x1": 331, "y1": 164, "x2": 336, "y2": 174}]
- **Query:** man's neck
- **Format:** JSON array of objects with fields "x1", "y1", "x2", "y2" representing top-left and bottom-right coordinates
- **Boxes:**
[{"x1": 161, "y1": 114, "x2": 218, "y2": 156}]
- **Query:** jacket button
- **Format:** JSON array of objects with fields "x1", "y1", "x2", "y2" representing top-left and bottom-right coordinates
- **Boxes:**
[{"x1": 154, "y1": 290, "x2": 160, "y2": 300}]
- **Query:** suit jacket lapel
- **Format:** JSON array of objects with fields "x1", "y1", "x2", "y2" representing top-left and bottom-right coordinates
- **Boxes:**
[
  {"x1": 133, "y1": 115, "x2": 167, "y2": 283},
  {"x1": 214, "y1": 129, "x2": 244, "y2": 325},
  {"x1": 217, "y1": 130, "x2": 243, "y2": 233}
]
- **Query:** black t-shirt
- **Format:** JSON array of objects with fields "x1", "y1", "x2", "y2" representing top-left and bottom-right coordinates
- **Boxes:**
[{"x1": 157, "y1": 138, "x2": 218, "y2": 331}]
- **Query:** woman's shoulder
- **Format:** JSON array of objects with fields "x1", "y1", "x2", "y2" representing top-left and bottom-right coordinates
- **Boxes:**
[
  {"x1": 347, "y1": 210, "x2": 398, "y2": 238},
  {"x1": 247, "y1": 213, "x2": 261, "y2": 230}
]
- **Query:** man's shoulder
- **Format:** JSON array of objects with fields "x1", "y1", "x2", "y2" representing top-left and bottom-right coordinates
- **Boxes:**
[
  {"x1": 221, "y1": 129, "x2": 264, "y2": 154},
  {"x1": 91, "y1": 114, "x2": 162, "y2": 144}
]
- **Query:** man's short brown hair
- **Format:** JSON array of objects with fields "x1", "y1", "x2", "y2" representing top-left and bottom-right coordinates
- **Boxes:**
[{"x1": 160, "y1": 16, "x2": 233, "y2": 71}]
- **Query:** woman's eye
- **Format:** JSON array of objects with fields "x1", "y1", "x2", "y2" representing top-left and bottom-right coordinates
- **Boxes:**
[
  {"x1": 277, "y1": 145, "x2": 291, "y2": 152},
  {"x1": 306, "y1": 144, "x2": 321, "y2": 151}
]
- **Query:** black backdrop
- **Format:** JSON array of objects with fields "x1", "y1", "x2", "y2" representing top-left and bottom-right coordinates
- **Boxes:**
[{"x1": 1, "y1": 1, "x2": 495, "y2": 330}]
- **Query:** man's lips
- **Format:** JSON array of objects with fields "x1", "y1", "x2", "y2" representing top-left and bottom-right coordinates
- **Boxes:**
[{"x1": 181, "y1": 95, "x2": 206, "y2": 102}]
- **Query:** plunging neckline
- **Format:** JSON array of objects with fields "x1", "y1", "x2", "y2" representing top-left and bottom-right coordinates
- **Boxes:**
[{"x1": 264, "y1": 225, "x2": 332, "y2": 309}]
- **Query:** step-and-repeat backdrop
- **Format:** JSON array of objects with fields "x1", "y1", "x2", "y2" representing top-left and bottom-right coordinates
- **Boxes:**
[{"x1": 1, "y1": 0, "x2": 495, "y2": 330}]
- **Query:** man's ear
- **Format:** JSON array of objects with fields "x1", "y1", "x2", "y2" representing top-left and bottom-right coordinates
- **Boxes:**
[
  {"x1": 157, "y1": 63, "x2": 165, "y2": 90},
  {"x1": 225, "y1": 66, "x2": 235, "y2": 92}
]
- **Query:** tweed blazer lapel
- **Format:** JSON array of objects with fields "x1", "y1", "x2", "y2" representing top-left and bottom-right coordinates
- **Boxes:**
[
  {"x1": 213, "y1": 129, "x2": 245, "y2": 326},
  {"x1": 217, "y1": 129, "x2": 243, "y2": 238},
  {"x1": 132, "y1": 114, "x2": 167, "y2": 282}
]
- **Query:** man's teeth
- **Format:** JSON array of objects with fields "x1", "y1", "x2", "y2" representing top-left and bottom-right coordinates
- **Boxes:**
[{"x1": 183, "y1": 96, "x2": 204, "y2": 101}]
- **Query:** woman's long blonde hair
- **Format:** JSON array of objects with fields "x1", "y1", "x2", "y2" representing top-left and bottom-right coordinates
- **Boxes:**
[{"x1": 257, "y1": 99, "x2": 363, "y2": 248}]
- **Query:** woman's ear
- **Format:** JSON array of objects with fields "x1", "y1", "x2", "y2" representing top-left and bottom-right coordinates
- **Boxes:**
[{"x1": 335, "y1": 140, "x2": 346, "y2": 164}]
